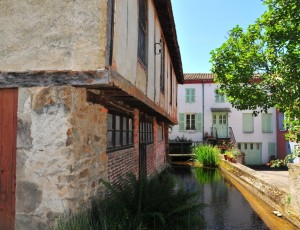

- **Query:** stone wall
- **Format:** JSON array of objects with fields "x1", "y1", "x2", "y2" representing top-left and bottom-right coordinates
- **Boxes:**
[
  {"x1": 288, "y1": 164, "x2": 300, "y2": 220},
  {"x1": 16, "y1": 86, "x2": 108, "y2": 230}
]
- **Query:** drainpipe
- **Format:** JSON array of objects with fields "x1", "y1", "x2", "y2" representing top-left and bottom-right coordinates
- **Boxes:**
[{"x1": 202, "y1": 80, "x2": 205, "y2": 141}]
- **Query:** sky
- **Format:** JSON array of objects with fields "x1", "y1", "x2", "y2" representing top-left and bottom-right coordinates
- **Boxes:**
[{"x1": 172, "y1": 0, "x2": 267, "y2": 73}]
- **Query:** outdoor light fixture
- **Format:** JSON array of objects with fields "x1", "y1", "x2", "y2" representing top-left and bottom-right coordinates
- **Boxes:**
[{"x1": 155, "y1": 39, "x2": 162, "y2": 55}]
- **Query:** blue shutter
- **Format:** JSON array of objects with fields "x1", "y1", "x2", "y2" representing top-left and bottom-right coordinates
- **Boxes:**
[
  {"x1": 191, "y1": 88, "x2": 195, "y2": 103},
  {"x1": 185, "y1": 89, "x2": 190, "y2": 103},
  {"x1": 243, "y1": 114, "x2": 254, "y2": 132}
]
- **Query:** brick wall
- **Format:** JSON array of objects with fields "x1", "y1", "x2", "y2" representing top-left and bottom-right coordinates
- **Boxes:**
[{"x1": 107, "y1": 148, "x2": 135, "y2": 184}]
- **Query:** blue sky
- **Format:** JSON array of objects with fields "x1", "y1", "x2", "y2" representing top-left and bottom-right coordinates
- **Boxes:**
[{"x1": 172, "y1": 0, "x2": 267, "y2": 73}]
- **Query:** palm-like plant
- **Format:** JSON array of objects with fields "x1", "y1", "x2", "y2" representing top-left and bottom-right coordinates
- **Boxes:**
[{"x1": 56, "y1": 171, "x2": 205, "y2": 230}]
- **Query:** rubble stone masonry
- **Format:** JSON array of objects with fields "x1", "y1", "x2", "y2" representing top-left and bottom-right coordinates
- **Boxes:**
[{"x1": 16, "y1": 86, "x2": 108, "y2": 229}]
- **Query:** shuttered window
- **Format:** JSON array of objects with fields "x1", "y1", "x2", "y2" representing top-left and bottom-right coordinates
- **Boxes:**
[
  {"x1": 268, "y1": 142, "x2": 276, "y2": 157},
  {"x1": 178, "y1": 113, "x2": 202, "y2": 132},
  {"x1": 262, "y1": 113, "x2": 273, "y2": 133},
  {"x1": 243, "y1": 113, "x2": 254, "y2": 133},
  {"x1": 215, "y1": 89, "x2": 225, "y2": 103},
  {"x1": 185, "y1": 88, "x2": 195, "y2": 103}
]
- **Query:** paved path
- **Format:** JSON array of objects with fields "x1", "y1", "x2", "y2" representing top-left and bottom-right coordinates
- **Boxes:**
[{"x1": 253, "y1": 170, "x2": 289, "y2": 192}]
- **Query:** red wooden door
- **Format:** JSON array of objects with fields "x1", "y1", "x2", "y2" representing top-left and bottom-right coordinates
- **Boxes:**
[{"x1": 0, "y1": 89, "x2": 18, "y2": 230}]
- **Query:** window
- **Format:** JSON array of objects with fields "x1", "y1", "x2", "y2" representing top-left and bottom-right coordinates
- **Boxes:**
[
  {"x1": 179, "y1": 113, "x2": 202, "y2": 132},
  {"x1": 107, "y1": 113, "x2": 133, "y2": 151},
  {"x1": 278, "y1": 113, "x2": 285, "y2": 131},
  {"x1": 215, "y1": 88, "x2": 225, "y2": 103},
  {"x1": 244, "y1": 143, "x2": 247, "y2": 149},
  {"x1": 243, "y1": 113, "x2": 254, "y2": 133},
  {"x1": 158, "y1": 124, "x2": 163, "y2": 141},
  {"x1": 140, "y1": 121, "x2": 153, "y2": 144},
  {"x1": 185, "y1": 88, "x2": 195, "y2": 103},
  {"x1": 186, "y1": 114, "x2": 196, "y2": 130},
  {"x1": 138, "y1": 0, "x2": 147, "y2": 67},
  {"x1": 262, "y1": 113, "x2": 273, "y2": 133}
]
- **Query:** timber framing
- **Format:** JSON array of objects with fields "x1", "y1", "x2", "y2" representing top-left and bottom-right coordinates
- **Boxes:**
[{"x1": 0, "y1": 69, "x2": 177, "y2": 124}]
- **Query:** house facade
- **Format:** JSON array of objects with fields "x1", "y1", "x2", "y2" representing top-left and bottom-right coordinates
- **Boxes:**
[
  {"x1": 169, "y1": 73, "x2": 277, "y2": 165},
  {"x1": 0, "y1": 0, "x2": 183, "y2": 229}
]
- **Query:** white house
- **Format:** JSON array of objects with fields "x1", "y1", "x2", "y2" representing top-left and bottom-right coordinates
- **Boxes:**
[{"x1": 170, "y1": 73, "x2": 277, "y2": 165}]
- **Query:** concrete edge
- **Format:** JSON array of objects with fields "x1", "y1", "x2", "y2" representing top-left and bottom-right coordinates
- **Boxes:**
[{"x1": 219, "y1": 159, "x2": 300, "y2": 228}]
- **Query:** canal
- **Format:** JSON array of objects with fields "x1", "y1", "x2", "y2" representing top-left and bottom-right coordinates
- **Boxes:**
[{"x1": 170, "y1": 166, "x2": 296, "y2": 230}]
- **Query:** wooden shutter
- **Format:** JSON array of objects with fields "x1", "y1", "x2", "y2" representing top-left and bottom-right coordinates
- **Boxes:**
[
  {"x1": 191, "y1": 88, "x2": 195, "y2": 103},
  {"x1": 243, "y1": 114, "x2": 253, "y2": 132},
  {"x1": 262, "y1": 113, "x2": 273, "y2": 133},
  {"x1": 179, "y1": 113, "x2": 185, "y2": 132},
  {"x1": 196, "y1": 113, "x2": 202, "y2": 131},
  {"x1": 185, "y1": 89, "x2": 190, "y2": 103},
  {"x1": 268, "y1": 142, "x2": 276, "y2": 157}
]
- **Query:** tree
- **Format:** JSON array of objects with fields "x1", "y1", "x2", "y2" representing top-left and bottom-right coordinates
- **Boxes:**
[{"x1": 210, "y1": 0, "x2": 300, "y2": 143}]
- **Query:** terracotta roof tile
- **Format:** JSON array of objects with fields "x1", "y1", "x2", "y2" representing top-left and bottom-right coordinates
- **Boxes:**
[{"x1": 184, "y1": 73, "x2": 215, "y2": 80}]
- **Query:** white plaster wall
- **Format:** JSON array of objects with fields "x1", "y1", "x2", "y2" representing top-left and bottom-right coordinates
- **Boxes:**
[
  {"x1": 170, "y1": 82, "x2": 277, "y2": 163},
  {"x1": 113, "y1": 0, "x2": 138, "y2": 84},
  {"x1": 0, "y1": 0, "x2": 107, "y2": 71},
  {"x1": 147, "y1": 2, "x2": 155, "y2": 101}
]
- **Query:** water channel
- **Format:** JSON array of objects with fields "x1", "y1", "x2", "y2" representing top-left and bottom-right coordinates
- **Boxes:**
[{"x1": 170, "y1": 166, "x2": 295, "y2": 230}]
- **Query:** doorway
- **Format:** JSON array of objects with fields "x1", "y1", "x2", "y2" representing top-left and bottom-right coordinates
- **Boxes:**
[{"x1": 212, "y1": 112, "x2": 228, "y2": 138}]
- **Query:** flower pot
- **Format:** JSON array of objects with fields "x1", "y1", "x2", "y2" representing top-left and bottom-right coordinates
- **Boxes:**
[{"x1": 224, "y1": 154, "x2": 228, "y2": 160}]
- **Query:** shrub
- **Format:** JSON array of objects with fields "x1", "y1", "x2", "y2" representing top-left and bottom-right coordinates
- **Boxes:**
[
  {"x1": 192, "y1": 145, "x2": 220, "y2": 167},
  {"x1": 55, "y1": 171, "x2": 205, "y2": 230}
]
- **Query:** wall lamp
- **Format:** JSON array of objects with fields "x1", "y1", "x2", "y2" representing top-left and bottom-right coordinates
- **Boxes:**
[{"x1": 155, "y1": 39, "x2": 162, "y2": 55}]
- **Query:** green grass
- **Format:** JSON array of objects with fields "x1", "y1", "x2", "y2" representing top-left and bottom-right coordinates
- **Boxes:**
[
  {"x1": 192, "y1": 144, "x2": 220, "y2": 168},
  {"x1": 55, "y1": 171, "x2": 205, "y2": 230},
  {"x1": 193, "y1": 167, "x2": 221, "y2": 184}
]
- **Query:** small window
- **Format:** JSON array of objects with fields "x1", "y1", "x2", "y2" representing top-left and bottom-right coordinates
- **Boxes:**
[
  {"x1": 238, "y1": 143, "x2": 241, "y2": 149},
  {"x1": 186, "y1": 114, "x2": 196, "y2": 130},
  {"x1": 256, "y1": 143, "x2": 260, "y2": 150},
  {"x1": 250, "y1": 143, "x2": 253, "y2": 150},
  {"x1": 244, "y1": 143, "x2": 248, "y2": 150},
  {"x1": 158, "y1": 125, "x2": 163, "y2": 141},
  {"x1": 107, "y1": 112, "x2": 133, "y2": 151},
  {"x1": 223, "y1": 115, "x2": 226, "y2": 124}
]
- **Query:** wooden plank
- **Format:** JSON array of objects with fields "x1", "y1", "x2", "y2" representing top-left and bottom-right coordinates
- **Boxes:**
[{"x1": 0, "y1": 89, "x2": 17, "y2": 230}]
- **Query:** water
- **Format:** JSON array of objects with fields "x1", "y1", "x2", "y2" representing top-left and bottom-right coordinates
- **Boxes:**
[{"x1": 171, "y1": 166, "x2": 269, "y2": 230}]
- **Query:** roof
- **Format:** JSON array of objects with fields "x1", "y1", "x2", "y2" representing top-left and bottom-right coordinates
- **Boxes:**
[
  {"x1": 184, "y1": 73, "x2": 215, "y2": 81},
  {"x1": 153, "y1": 0, "x2": 183, "y2": 84}
]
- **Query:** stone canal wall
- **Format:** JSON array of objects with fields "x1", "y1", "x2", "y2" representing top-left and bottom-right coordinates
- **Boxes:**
[{"x1": 219, "y1": 159, "x2": 300, "y2": 228}]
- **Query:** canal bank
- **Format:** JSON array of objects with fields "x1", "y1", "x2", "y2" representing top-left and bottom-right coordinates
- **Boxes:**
[{"x1": 219, "y1": 159, "x2": 300, "y2": 229}]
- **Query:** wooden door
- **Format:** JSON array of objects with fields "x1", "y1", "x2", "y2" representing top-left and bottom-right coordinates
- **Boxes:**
[
  {"x1": 0, "y1": 89, "x2": 18, "y2": 230},
  {"x1": 212, "y1": 112, "x2": 228, "y2": 138}
]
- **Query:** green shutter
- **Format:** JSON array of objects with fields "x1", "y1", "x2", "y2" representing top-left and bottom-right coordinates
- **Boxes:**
[
  {"x1": 243, "y1": 114, "x2": 253, "y2": 132},
  {"x1": 185, "y1": 89, "x2": 190, "y2": 103},
  {"x1": 262, "y1": 113, "x2": 273, "y2": 133},
  {"x1": 191, "y1": 88, "x2": 195, "y2": 103},
  {"x1": 268, "y1": 142, "x2": 276, "y2": 157},
  {"x1": 196, "y1": 113, "x2": 202, "y2": 131},
  {"x1": 179, "y1": 113, "x2": 185, "y2": 132}
]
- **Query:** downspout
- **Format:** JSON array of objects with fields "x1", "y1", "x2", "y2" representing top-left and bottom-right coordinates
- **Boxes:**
[
  {"x1": 202, "y1": 80, "x2": 205, "y2": 141},
  {"x1": 106, "y1": 0, "x2": 115, "y2": 67}
]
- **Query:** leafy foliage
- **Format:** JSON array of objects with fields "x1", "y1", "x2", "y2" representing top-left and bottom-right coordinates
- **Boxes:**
[
  {"x1": 55, "y1": 171, "x2": 205, "y2": 230},
  {"x1": 192, "y1": 145, "x2": 220, "y2": 167},
  {"x1": 210, "y1": 0, "x2": 300, "y2": 144},
  {"x1": 266, "y1": 149, "x2": 298, "y2": 168}
]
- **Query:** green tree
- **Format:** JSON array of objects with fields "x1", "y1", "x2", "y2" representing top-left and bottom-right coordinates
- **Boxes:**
[{"x1": 210, "y1": 0, "x2": 300, "y2": 143}]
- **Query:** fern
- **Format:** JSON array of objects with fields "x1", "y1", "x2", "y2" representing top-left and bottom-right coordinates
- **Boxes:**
[{"x1": 55, "y1": 171, "x2": 205, "y2": 230}]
